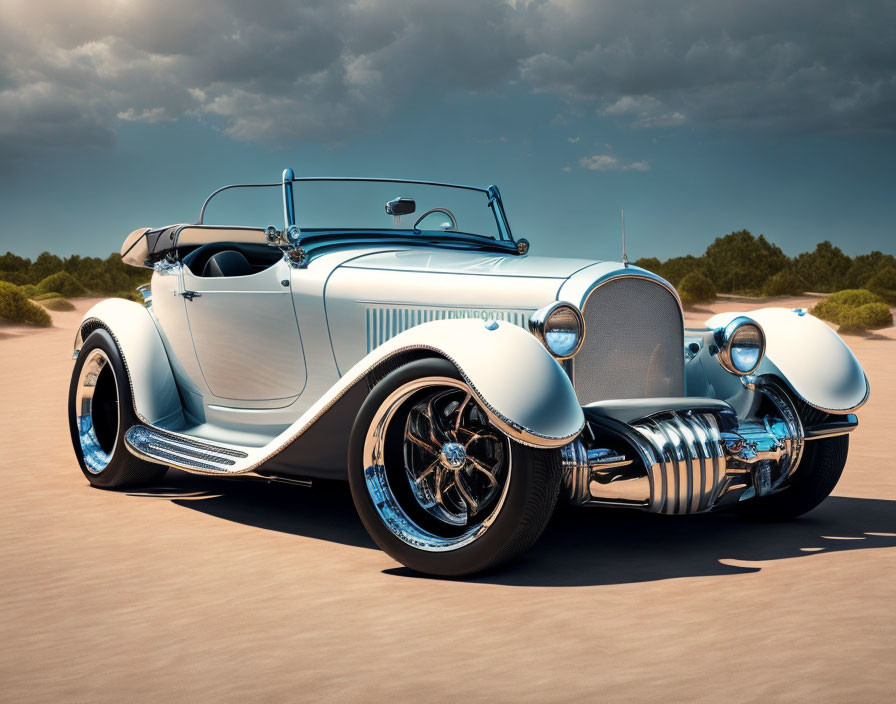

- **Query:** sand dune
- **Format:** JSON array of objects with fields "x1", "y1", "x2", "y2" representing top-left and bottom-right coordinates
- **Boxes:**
[{"x1": 1, "y1": 297, "x2": 894, "y2": 702}]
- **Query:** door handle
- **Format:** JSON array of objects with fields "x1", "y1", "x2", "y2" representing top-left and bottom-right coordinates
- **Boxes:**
[{"x1": 180, "y1": 290, "x2": 201, "y2": 301}]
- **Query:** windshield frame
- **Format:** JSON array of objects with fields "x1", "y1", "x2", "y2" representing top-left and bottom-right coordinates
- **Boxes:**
[{"x1": 197, "y1": 174, "x2": 515, "y2": 244}]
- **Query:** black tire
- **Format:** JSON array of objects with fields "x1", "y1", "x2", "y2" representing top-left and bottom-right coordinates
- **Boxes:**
[
  {"x1": 68, "y1": 328, "x2": 167, "y2": 489},
  {"x1": 348, "y1": 358, "x2": 562, "y2": 577},
  {"x1": 736, "y1": 435, "x2": 848, "y2": 520}
]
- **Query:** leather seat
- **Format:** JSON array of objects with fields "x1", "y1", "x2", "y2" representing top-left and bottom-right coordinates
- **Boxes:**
[{"x1": 202, "y1": 250, "x2": 252, "y2": 277}]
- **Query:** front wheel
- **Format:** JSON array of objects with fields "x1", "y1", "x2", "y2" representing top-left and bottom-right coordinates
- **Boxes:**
[
  {"x1": 348, "y1": 358, "x2": 562, "y2": 577},
  {"x1": 736, "y1": 434, "x2": 848, "y2": 520}
]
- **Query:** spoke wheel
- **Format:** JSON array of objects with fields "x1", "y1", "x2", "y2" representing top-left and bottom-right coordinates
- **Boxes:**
[
  {"x1": 403, "y1": 386, "x2": 507, "y2": 528},
  {"x1": 349, "y1": 358, "x2": 563, "y2": 576},
  {"x1": 364, "y1": 377, "x2": 512, "y2": 551}
]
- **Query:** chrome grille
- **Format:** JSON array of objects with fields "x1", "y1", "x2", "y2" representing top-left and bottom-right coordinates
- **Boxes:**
[{"x1": 573, "y1": 276, "x2": 684, "y2": 404}]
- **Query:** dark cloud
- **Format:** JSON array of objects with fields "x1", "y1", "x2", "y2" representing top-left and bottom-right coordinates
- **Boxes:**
[{"x1": 0, "y1": 0, "x2": 894, "y2": 161}]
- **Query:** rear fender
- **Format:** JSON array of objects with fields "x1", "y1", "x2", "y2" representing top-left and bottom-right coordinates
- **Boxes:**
[{"x1": 74, "y1": 298, "x2": 185, "y2": 428}]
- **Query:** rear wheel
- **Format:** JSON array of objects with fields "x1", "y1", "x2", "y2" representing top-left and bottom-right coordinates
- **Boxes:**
[
  {"x1": 348, "y1": 358, "x2": 562, "y2": 576},
  {"x1": 68, "y1": 328, "x2": 167, "y2": 488}
]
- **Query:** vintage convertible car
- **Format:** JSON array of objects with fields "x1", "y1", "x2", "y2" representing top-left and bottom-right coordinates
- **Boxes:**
[{"x1": 69, "y1": 169, "x2": 868, "y2": 576}]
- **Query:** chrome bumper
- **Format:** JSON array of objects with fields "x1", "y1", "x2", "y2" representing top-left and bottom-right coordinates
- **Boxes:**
[{"x1": 563, "y1": 390, "x2": 858, "y2": 514}]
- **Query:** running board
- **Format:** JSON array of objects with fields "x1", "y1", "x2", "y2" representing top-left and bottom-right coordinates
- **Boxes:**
[{"x1": 125, "y1": 425, "x2": 250, "y2": 474}]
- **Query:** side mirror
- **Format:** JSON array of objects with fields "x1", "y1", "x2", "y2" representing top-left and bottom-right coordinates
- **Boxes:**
[{"x1": 385, "y1": 197, "x2": 416, "y2": 217}]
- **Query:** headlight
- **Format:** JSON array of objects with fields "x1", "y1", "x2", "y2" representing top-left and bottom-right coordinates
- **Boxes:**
[
  {"x1": 529, "y1": 302, "x2": 586, "y2": 359},
  {"x1": 713, "y1": 316, "x2": 765, "y2": 375}
]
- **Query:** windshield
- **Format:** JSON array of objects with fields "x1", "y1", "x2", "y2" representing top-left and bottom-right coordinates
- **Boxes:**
[{"x1": 200, "y1": 178, "x2": 506, "y2": 241}]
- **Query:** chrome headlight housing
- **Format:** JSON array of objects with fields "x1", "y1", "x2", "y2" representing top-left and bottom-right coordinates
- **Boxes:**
[
  {"x1": 713, "y1": 316, "x2": 766, "y2": 375},
  {"x1": 529, "y1": 302, "x2": 586, "y2": 360}
]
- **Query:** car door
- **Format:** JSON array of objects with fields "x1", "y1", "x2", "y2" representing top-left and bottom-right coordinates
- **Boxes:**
[{"x1": 181, "y1": 257, "x2": 307, "y2": 403}]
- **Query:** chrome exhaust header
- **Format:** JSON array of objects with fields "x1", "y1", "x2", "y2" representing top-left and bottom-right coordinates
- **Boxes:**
[{"x1": 563, "y1": 384, "x2": 807, "y2": 514}]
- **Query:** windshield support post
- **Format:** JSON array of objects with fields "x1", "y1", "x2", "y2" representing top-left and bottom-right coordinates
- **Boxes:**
[{"x1": 487, "y1": 185, "x2": 514, "y2": 245}]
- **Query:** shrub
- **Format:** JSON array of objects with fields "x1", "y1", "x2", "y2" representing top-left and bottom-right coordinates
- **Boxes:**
[
  {"x1": 33, "y1": 291, "x2": 63, "y2": 300},
  {"x1": 0, "y1": 282, "x2": 52, "y2": 326},
  {"x1": 837, "y1": 302, "x2": 893, "y2": 334},
  {"x1": 39, "y1": 297, "x2": 75, "y2": 311},
  {"x1": 36, "y1": 271, "x2": 86, "y2": 298},
  {"x1": 812, "y1": 289, "x2": 887, "y2": 327},
  {"x1": 677, "y1": 271, "x2": 716, "y2": 306},
  {"x1": 761, "y1": 269, "x2": 809, "y2": 297},
  {"x1": 18, "y1": 283, "x2": 38, "y2": 298},
  {"x1": 114, "y1": 290, "x2": 143, "y2": 303}
]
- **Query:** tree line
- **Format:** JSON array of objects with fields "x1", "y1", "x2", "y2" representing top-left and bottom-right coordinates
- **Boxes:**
[{"x1": 635, "y1": 229, "x2": 896, "y2": 304}]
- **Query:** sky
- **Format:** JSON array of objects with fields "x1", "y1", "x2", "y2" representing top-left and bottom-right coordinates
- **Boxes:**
[{"x1": 1, "y1": 0, "x2": 894, "y2": 261}]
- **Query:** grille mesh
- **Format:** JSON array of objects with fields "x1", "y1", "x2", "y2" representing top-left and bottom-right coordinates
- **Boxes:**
[{"x1": 573, "y1": 277, "x2": 684, "y2": 404}]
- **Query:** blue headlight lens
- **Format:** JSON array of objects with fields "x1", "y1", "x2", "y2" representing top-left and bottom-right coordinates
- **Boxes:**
[
  {"x1": 729, "y1": 324, "x2": 763, "y2": 373},
  {"x1": 544, "y1": 306, "x2": 583, "y2": 358}
]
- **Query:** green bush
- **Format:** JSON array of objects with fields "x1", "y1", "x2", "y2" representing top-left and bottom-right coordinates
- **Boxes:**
[
  {"x1": 0, "y1": 282, "x2": 52, "y2": 326},
  {"x1": 677, "y1": 271, "x2": 716, "y2": 306},
  {"x1": 18, "y1": 284, "x2": 38, "y2": 298},
  {"x1": 39, "y1": 297, "x2": 75, "y2": 311},
  {"x1": 114, "y1": 290, "x2": 143, "y2": 303},
  {"x1": 36, "y1": 271, "x2": 86, "y2": 298},
  {"x1": 33, "y1": 291, "x2": 63, "y2": 300},
  {"x1": 837, "y1": 303, "x2": 893, "y2": 334},
  {"x1": 812, "y1": 289, "x2": 887, "y2": 326},
  {"x1": 761, "y1": 269, "x2": 809, "y2": 297}
]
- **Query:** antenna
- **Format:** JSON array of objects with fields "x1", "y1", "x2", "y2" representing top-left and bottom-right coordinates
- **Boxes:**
[{"x1": 621, "y1": 208, "x2": 630, "y2": 267}]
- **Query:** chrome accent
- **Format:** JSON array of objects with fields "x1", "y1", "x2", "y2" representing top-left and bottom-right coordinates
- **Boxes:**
[
  {"x1": 363, "y1": 376, "x2": 512, "y2": 551},
  {"x1": 631, "y1": 412, "x2": 729, "y2": 514},
  {"x1": 75, "y1": 349, "x2": 120, "y2": 474},
  {"x1": 804, "y1": 413, "x2": 858, "y2": 440},
  {"x1": 712, "y1": 316, "x2": 766, "y2": 376},
  {"x1": 282, "y1": 167, "x2": 296, "y2": 229},
  {"x1": 365, "y1": 307, "x2": 530, "y2": 353},
  {"x1": 516, "y1": 238, "x2": 530, "y2": 255},
  {"x1": 125, "y1": 425, "x2": 248, "y2": 473},
  {"x1": 528, "y1": 301, "x2": 586, "y2": 360},
  {"x1": 413, "y1": 207, "x2": 458, "y2": 231},
  {"x1": 573, "y1": 275, "x2": 684, "y2": 403},
  {"x1": 792, "y1": 308, "x2": 808, "y2": 316},
  {"x1": 562, "y1": 440, "x2": 639, "y2": 506}
]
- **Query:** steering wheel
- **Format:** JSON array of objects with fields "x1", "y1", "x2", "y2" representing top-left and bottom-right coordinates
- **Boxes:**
[{"x1": 413, "y1": 207, "x2": 458, "y2": 231}]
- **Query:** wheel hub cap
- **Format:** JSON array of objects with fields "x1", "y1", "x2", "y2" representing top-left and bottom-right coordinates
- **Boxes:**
[{"x1": 440, "y1": 442, "x2": 467, "y2": 469}]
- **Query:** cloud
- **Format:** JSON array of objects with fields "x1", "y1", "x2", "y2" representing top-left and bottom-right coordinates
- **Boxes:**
[
  {"x1": 579, "y1": 154, "x2": 650, "y2": 172},
  {"x1": 0, "y1": 0, "x2": 894, "y2": 161}
]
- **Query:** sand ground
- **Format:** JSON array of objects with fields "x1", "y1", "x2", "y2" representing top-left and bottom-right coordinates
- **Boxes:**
[{"x1": 1, "y1": 297, "x2": 894, "y2": 703}]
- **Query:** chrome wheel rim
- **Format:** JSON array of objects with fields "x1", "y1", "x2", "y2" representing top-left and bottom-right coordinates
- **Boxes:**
[
  {"x1": 75, "y1": 349, "x2": 120, "y2": 474},
  {"x1": 363, "y1": 376, "x2": 512, "y2": 552}
]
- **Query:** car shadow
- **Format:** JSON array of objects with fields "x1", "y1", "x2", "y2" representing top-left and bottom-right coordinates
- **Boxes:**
[{"x1": 138, "y1": 470, "x2": 896, "y2": 587}]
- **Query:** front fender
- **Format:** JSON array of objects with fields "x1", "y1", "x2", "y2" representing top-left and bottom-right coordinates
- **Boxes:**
[
  {"x1": 346, "y1": 318, "x2": 584, "y2": 447},
  {"x1": 74, "y1": 298, "x2": 185, "y2": 428},
  {"x1": 705, "y1": 307, "x2": 869, "y2": 413}
]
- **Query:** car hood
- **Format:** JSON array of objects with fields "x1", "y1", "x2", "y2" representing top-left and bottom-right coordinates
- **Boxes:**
[
  {"x1": 341, "y1": 248, "x2": 598, "y2": 279},
  {"x1": 324, "y1": 247, "x2": 607, "y2": 374}
]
